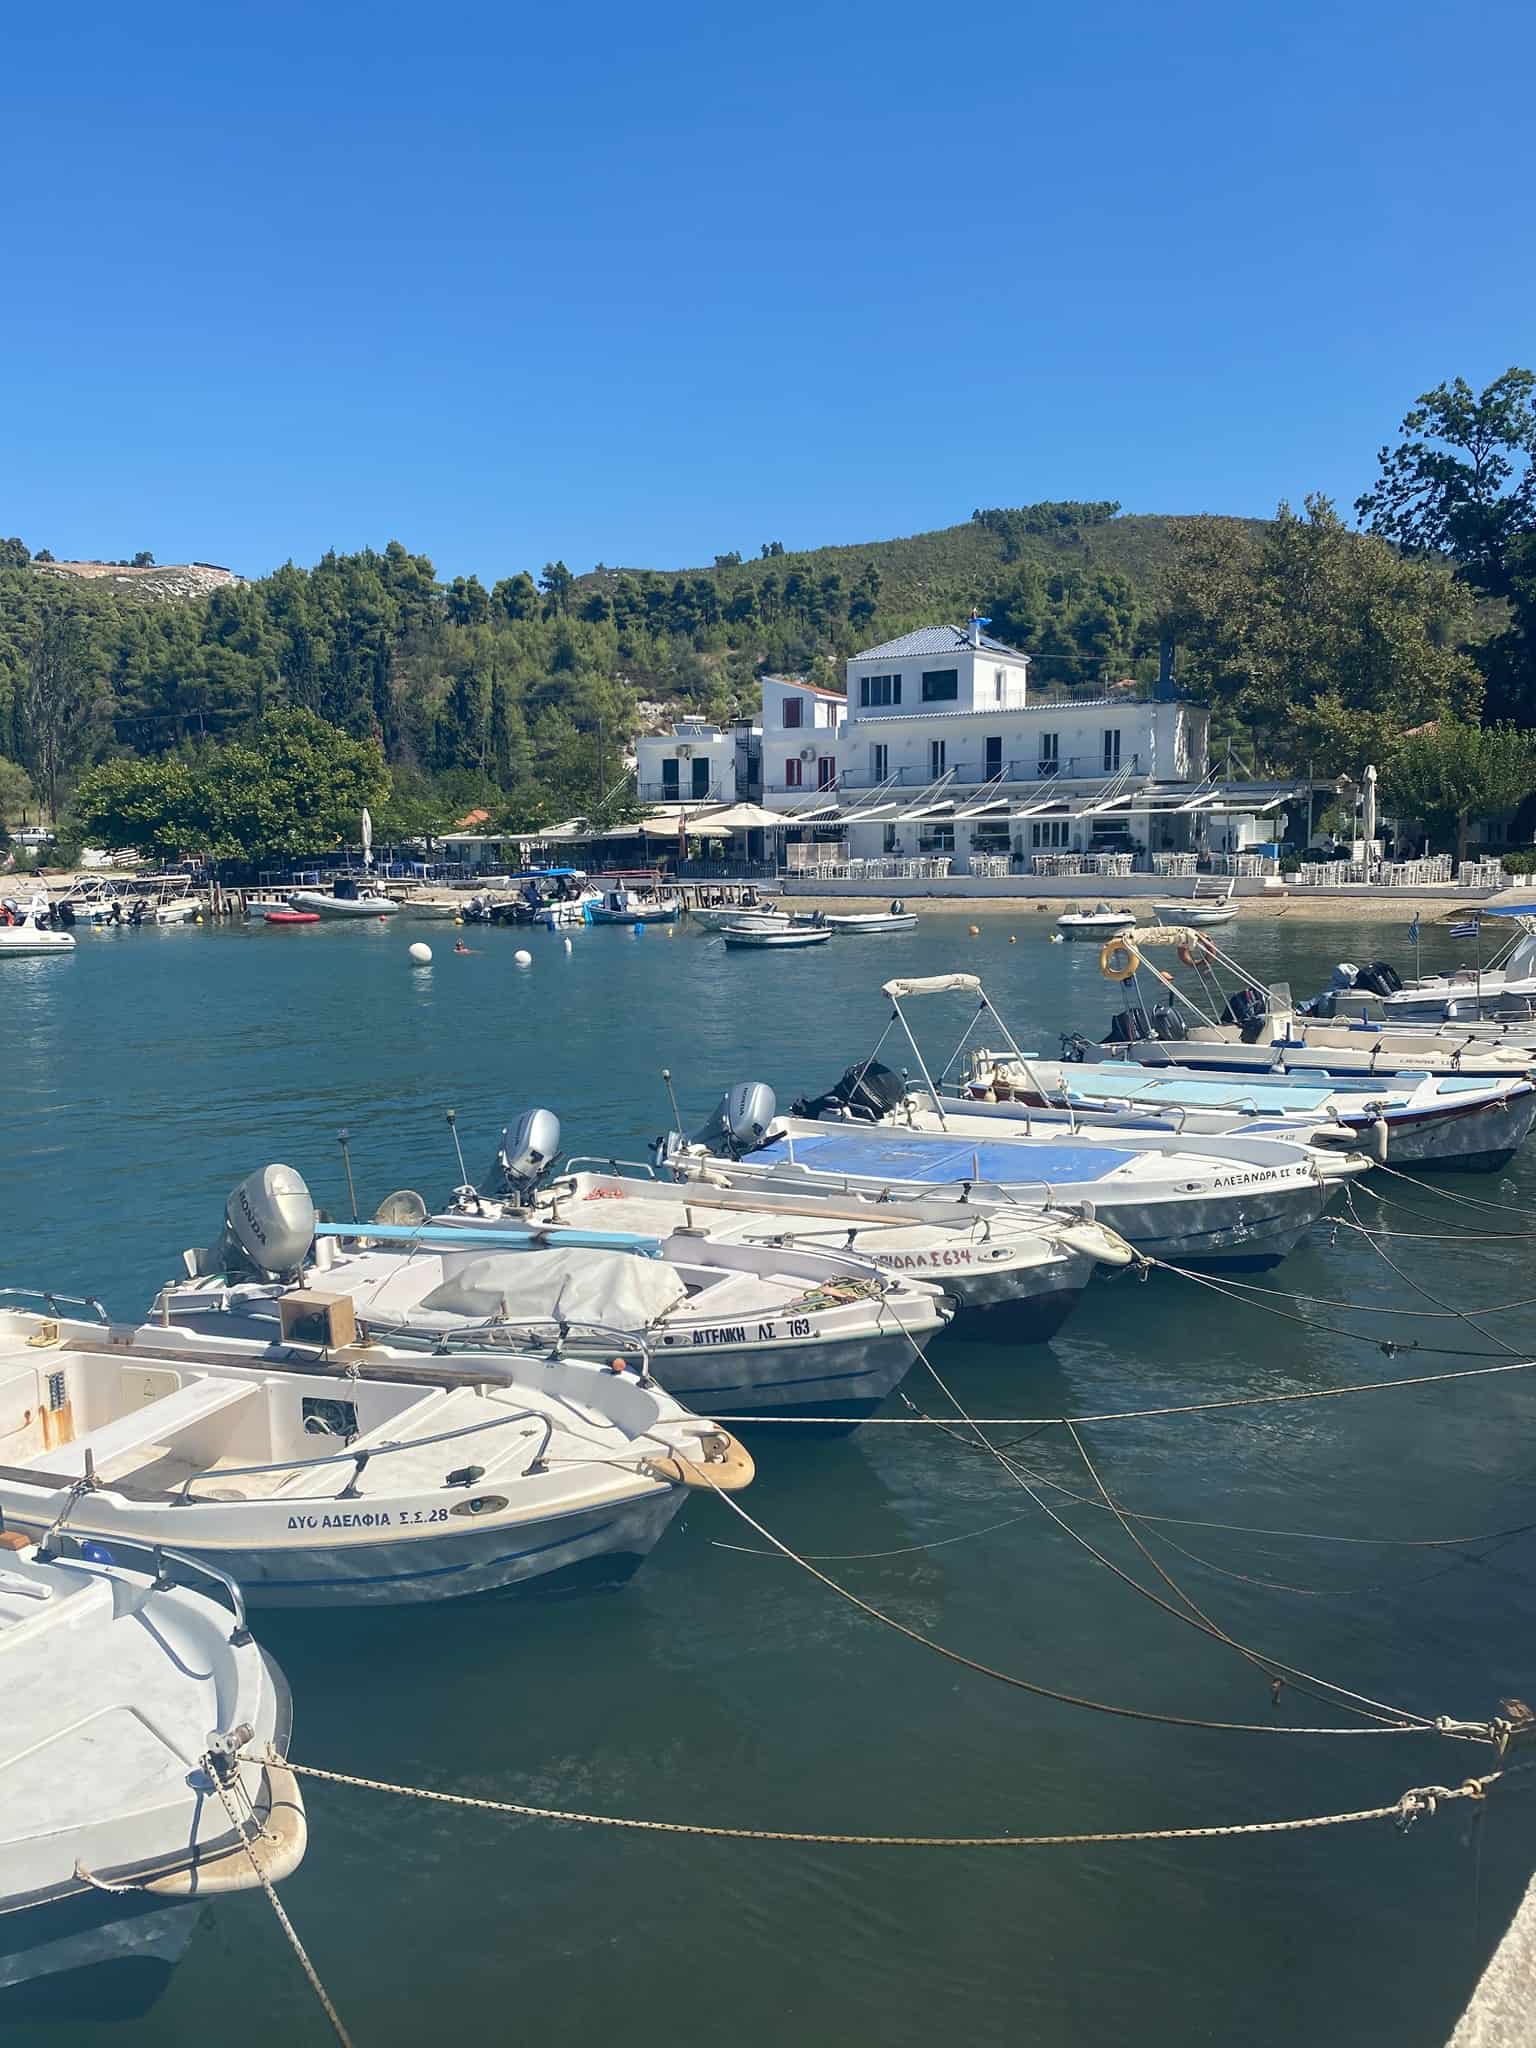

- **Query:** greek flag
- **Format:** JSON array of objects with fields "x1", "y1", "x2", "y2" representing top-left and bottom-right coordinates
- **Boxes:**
[
  {"x1": 1406, "y1": 913, "x2": 1420, "y2": 944},
  {"x1": 1447, "y1": 918, "x2": 1481, "y2": 939}
]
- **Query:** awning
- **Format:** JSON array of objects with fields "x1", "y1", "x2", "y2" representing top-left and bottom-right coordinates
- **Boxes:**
[{"x1": 637, "y1": 816, "x2": 729, "y2": 838}]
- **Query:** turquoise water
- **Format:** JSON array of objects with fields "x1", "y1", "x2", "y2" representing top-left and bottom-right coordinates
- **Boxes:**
[{"x1": 4, "y1": 911, "x2": 1536, "y2": 2048}]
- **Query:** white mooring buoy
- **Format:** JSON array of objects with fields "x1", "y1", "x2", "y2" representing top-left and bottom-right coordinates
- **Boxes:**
[
  {"x1": 408, "y1": 942, "x2": 433, "y2": 965},
  {"x1": 514, "y1": 949, "x2": 533, "y2": 967}
]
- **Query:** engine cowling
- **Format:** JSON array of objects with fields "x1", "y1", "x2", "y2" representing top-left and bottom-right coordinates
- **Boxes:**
[
  {"x1": 693, "y1": 1082, "x2": 777, "y2": 1158},
  {"x1": 488, "y1": 1108, "x2": 561, "y2": 1195},
  {"x1": 222, "y1": 1164, "x2": 316, "y2": 1277}
]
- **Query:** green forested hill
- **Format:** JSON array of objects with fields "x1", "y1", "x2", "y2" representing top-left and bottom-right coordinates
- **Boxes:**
[{"x1": 0, "y1": 504, "x2": 1205, "y2": 833}]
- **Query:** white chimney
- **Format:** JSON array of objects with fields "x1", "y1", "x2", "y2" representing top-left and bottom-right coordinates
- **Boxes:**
[{"x1": 968, "y1": 612, "x2": 982, "y2": 649}]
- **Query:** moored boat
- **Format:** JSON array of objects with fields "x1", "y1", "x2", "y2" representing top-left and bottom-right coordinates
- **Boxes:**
[
  {"x1": 0, "y1": 895, "x2": 74, "y2": 958},
  {"x1": 1056, "y1": 901, "x2": 1134, "y2": 942},
  {"x1": 0, "y1": 1530, "x2": 303, "y2": 2020},
  {"x1": 587, "y1": 887, "x2": 681, "y2": 924},
  {"x1": 825, "y1": 899, "x2": 918, "y2": 934},
  {"x1": 288, "y1": 879, "x2": 398, "y2": 919},
  {"x1": 723, "y1": 920, "x2": 830, "y2": 948}
]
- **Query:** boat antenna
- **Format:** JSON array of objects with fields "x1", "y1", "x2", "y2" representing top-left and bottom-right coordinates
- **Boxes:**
[
  {"x1": 336, "y1": 1128, "x2": 359, "y2": 1222},
  {"x1": 445, "y1": 1107, "x2": 470, "y2": 1186},
  {"x1": 661, "y1": 1067, "x2": 685, "y2": 1133}
]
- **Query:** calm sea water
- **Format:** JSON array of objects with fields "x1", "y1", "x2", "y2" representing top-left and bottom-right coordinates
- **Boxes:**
[{"x1": 4, "y1": 909, "x2": 1536, "y2": 2048}]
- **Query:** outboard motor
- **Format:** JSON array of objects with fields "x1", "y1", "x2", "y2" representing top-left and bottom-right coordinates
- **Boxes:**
[
  {"x1": 1107, "y1": 1007, "x2": 1153, "y2": 1043},
  {"x1": 485, "y1": 1108, "x2": 561, "y2": 1200},
  {"x1": 189, "y1": 1164, "x2": 317, "y2": 1279},
  {"x1": 692, "y1": 1082, "x2": 777, "y2": 1159},
  {"x1": 791, "y1": 1060, "x2": 907, "y2": 1122},
  {"x1": 1150, "y1": 1003, "x2": 1187, "y2": 1040},
  {"x1": 1221, "y1": 988, "x2": 1267, "y2": 1029},
  {"x1": 1331, "y1": 961, "x2": 1360, "y2": 990},
  {"x1": 1359, "y1": 959, "x2": 1403, "y2": 994}
]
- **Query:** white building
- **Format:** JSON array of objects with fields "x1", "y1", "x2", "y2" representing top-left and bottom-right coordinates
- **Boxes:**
[
  {"x1": 632, "y1": 717, "x2": 740, "y2": 806},
  {"x1": 758, "y1": 675, "x2": 847, "y2": 800},
  {"x1": 759, "y1": 620, "x2": 1297, "y2": 871}
]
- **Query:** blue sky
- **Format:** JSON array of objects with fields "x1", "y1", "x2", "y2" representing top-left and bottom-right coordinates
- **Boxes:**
[{"x1": 4, "y1": 0, "x2": 1531, "y2": 582}]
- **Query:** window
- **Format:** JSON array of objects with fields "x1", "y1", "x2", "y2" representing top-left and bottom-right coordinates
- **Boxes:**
[
  {"x1": 918, "y1": 824, "x2": 955, "y2": 853},
  {"x1": 871, "y1": 743, "x2": 889, "y2": 782},
  {"x1": 859, "y1": 673, "x2": 901, "y2": 707},
  {"x1": 929, "y1": 740, "x2": 946, "y2": 778},
  {"x1": 995, "y1": 668, "x2": 1006, "y2": 703},
  {"x1": 1031, "y1": 819, "x2": 1071, "y2": 849},
  {"x1": 1038, "y1": 732, "x2": 1059, "y2": 778},
  {"x1": 691, "y1": 757, "x2": 710, "y2": 799},
  {"x1": 921, "y1": 669, "x2": 959, "y2": 702},
  {"x1": 1103, "y1": 728, "x2": 1121, "y2": 772},
  {"x1": 782, "y1": 696, "x2": 804, "y2": 730},
  {"x1": 784, "y1": 757, "x2": 802, "y2": 788},
  {"x1": 883, "y1": 824, "x2": 900, "y2": 854},
  {"x1": 984, "y1": 736, "x2": 1003, "y2": 779},
  {"x1": 661, "y1": 758, "x2": 680, "y2": 795},
  {"x1": 817, "y1": 756, "x2": 836, "y2": 789},
  {"x1": 972, "y1": 819, "x2": 1011, "y2": 852}
]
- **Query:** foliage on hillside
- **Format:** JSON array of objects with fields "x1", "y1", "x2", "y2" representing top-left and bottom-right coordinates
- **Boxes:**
[{"x1": 0, "y1": 505, "x2": 1187, "y2": 838}]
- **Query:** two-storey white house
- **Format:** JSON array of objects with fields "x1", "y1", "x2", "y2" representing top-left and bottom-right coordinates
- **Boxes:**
[
  {"x1": 632, "y1": 718, "x2": 739, "y2": 806},
  {"x1": 759, "y1": 675, "x2": 847, "y2": 799}
]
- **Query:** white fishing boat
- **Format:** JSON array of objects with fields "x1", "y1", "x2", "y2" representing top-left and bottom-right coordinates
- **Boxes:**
[
  {"x1": 1055, "y1": 900, "x2": 1134, "y2": 942},
  {"x1": 1308, "y1": 908, "x2": 1536, "y2": 1025},
  {"x1": 398, "y1": 892, "x2": 468, "y2": 919},
  {"x1": 688, "y1": 888, "x2": 783, "y2": 930},
  {"x1": 244, "y1": 893, "x2": 292, "y2": 918},
  {"x1": 961, "y1": 1056, "x2": 1536, "y2": 1173},
  {"x1": 723, "y1": 921, "x2": 830, "y2": 949},
  {"x1": 1152, "y1": 876, "x2": 1239, "y2": 928},
  {"x1": 288, "y1": 878, "x2": 398, "y2": 919},
  {"x1": 0, "y1": 896, "x2": 74, "y2": 958},
  {"x1": 0, "y1": 1530, "x2": 303, "y2": 2019},
  {"x1": 825, "y1": 900, "x2": 919, "y2": 934},
  {"x1": 1088, "y1": 927, "x2": 1536, "y2": 1080},
  {"x1": 587, "y1": 887, "x2": 681, "y2": 925},
  {"x1": 53, "y1": 880, "x2": 126, "y2": 925},
  {"x1": 0, "y1": 1176, "x2": 752, "y2": 1606},
  {"x1": 661, "y1": 1073, "x2": 1365, "y2": 1272},
  {"x1": 441, "y1": 1125, "x2": 1134, "y2": 1342}
]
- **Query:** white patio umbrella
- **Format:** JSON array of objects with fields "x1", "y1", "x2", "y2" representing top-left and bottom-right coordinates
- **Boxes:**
[
  {"x1": 1362, "y1": 765, "x2": 1377, "y2": 853},
  {"x1": 361, "y1": 807, "x2": 374, "y2": 870}
]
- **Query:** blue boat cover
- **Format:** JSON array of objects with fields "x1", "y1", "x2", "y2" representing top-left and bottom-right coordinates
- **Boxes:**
[
  {"x1": 1059, "y1": 1067, "x2": 1338, "y2": 1112},
  {"x1": 752, "y1": 1131, "x2": 1137, "y2": 1184}
]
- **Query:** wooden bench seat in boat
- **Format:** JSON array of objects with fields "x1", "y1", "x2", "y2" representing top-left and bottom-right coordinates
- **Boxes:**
[{"x1": 43, "y1": 1377, "x2": 261, "y2": 1485}]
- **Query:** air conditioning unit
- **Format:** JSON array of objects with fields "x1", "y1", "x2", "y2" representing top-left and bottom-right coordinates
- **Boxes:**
[{"x1": 799, "y1": 746, "x2": 816, "y2": 762}]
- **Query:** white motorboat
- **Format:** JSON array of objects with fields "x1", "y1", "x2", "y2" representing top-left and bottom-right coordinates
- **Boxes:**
[
  {"x1": 288, "y1": 879, "x2": 398, "y2": 919},
  {"x1": 825, "y1": 900, "x2": 919, "y2": 934},
  {"x1": 662, "y1": 1077, "x2": 1366, "y2": 1272},
  {"x1": 0, "y1": 895, "x2": 74, "y2": 957},
  {"x1": 244, "y1": 894, "x2": 292, "y2": 917},
  {"x1": 1090, "y1": 927, "x2": 1536, "y2": 1080},
  {"x1": 689, "y1": 889, "x2": 782, "y2": 930},
  {"x1": 0, "y1": 1529, "x2": 303, "y2": 2019},
  {"x1": 0, "y1": 1176, "x2": 752, "y2": 1607},
  {"x1": 723, "y1": 921, "x2": 830, "y2": 949},
  {"x1": 1152, "y1": 877, "x2": 1239, "y2": 928},
  {"x1": 961, "y1": 1055, "x2": 1536, "y2": 1173},
  {"x1": 54, "y1": 880, "x2": 125, "y2": 925},
  {"x1": 1056, "y1": 901, "x2": 1134, "y2": 942},
  {"x1": 398, "y1": 892, "x2": 468, "y2": 918},
  {"x1": 587, "y1": 888, "x2": 681, "y2": 925},
  {"x1": 443, "y1": 1130, "x2": 1134, "y2": 1342},
  {"x1": 1308, "y1": 910, "x2": 1536, "y2": 1025}
]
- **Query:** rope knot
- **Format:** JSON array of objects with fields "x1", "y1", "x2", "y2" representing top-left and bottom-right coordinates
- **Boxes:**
[{"x1": 1392, "y1": 1784, "x2": 1448, "y2": 1831}]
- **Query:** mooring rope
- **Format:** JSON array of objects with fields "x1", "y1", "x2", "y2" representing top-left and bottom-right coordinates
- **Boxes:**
[
  {"x1": 260, "y1": 1751, "x2": 1501, "y2": 1850},
  {"x1": 204, "y1": 1759, "x2": 354, "y2": 2048},
  {"x1": 689, "y1": 1458, "x2": 1494, "y2": 1742}
]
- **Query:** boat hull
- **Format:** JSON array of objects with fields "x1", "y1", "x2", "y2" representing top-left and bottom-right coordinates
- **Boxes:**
[
  {"x1": 647, "y1": 1325, "x2": 924, "y2": 1425},
  {"x1": 723, "y1": 927, "x2": 830, "y2": 948},
  {"x1": 0, "y1": 1892, "x2": 199, "y2": 2024}
]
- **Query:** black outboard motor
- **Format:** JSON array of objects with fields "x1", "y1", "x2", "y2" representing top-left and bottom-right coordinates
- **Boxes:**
[
  {"x1": 1150, "y1": 1003, "x2": 1187, "y2": 1040},
  {"x1": 791, "y1": 1060, "x2": 907, "y2": 1121},
  {"x1": 1355, "y1": 960, "x2": 1403, "y2": 997},
  {"x1": 1221, "y1": 987, "x2": 1267, "y2": 1028},
  {"x1": 1107, "y1": 1007, "x2": 1154, "y2": 1043},
  {"x1": 693, "y1": 1082, "x2": 778, "y2": 1159}
]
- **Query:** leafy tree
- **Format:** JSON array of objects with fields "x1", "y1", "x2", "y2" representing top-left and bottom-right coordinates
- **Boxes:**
[
  {"x1": 1381, "y1": 721, "x2": 1536, "y2": 862},
  {"x1": 131, "y1": 551, "x2": 156, "y2": 568},
  {"x1": 32, "y1": 550, "x2": 54, "y2": 564},
  {"x1": 1162, "y1": 497, "x2": 1479, "y2": 768},
  {"x1": 0, "y1": 754, "x2": 34, "y2": 824},
  {"x1": 760, "y1": 541, "x2": 784, "y2": 558},
  {"x1": 539, "y1": 561, "x2": 574, "y2": 616},
  {"x1": 713, "y1": 551, "x2": 743, "y2": 569},
  {"x1": 0, "y1": 539, "x2": 29, "y2": 570},
  {"x1": 1357, "y1": 369, "x2": 1536, "y2": 719}
]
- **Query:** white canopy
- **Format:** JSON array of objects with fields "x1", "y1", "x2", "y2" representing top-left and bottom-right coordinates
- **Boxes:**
[
  {"x1": 419, "y1": 1248, "x2": 687, "y2": 1329},
  {"x1": 881, "y1": 974, "x2": 983, "y2": 999},
  {"x1": 694, "y1": 802, "x2": 790, "y2": 833},
  {"x1": 637, "y1": 815, "x2": 729, "y2": 838}
]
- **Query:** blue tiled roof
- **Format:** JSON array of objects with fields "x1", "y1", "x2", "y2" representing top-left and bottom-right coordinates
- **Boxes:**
[{"x1": 850, "y1": 626, "x2": 1031, "y2": 663}]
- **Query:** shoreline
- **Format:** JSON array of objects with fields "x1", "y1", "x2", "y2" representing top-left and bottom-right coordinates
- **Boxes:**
[{"x1": 775, "y1": 891, "x2": 1512, "y2": 921}]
